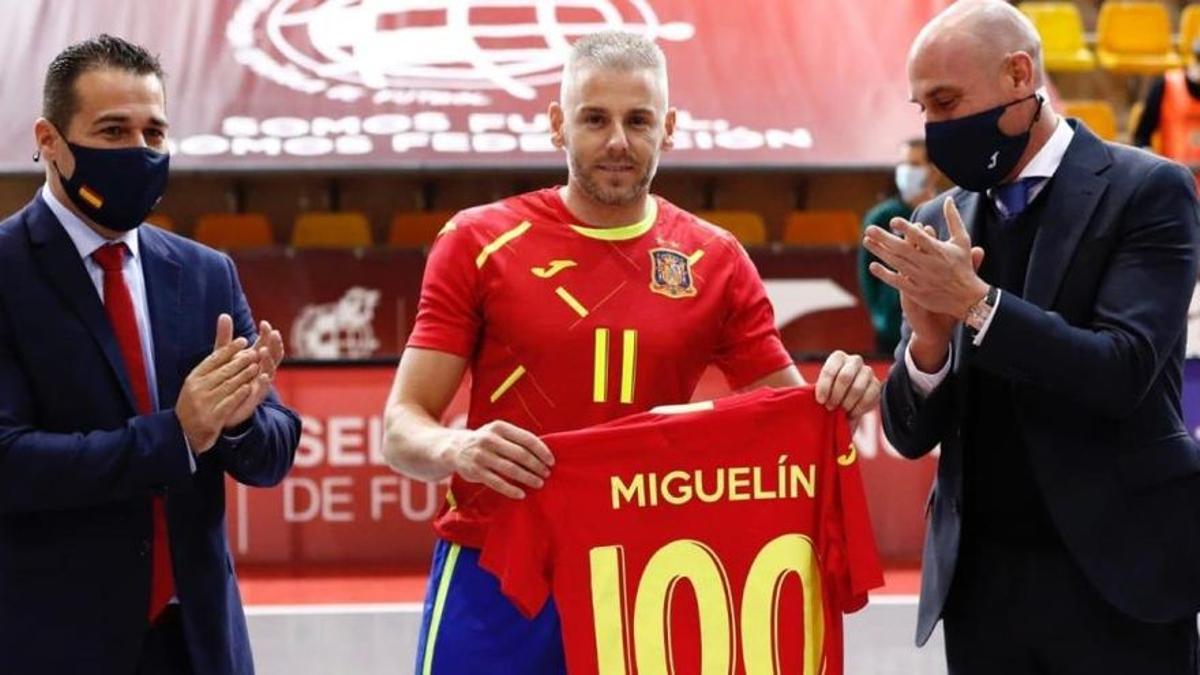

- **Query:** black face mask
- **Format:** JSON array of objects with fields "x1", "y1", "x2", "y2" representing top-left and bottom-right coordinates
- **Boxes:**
[
  {"x1": 925, "y1": 93, "x2": 1043, "y2": 193},
  {"x1": 52, "y1": 135, "x2": 169, "y2": 232}
]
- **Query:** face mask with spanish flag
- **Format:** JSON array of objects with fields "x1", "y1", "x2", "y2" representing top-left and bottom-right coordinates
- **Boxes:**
[{"x1": 53, "y1": 138, "x2": 169, "y2": 232}]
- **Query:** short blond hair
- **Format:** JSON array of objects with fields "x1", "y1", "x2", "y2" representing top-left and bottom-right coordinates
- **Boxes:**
[{"x1": 561, "y1": 31, "x2": 669, "y2": 104}]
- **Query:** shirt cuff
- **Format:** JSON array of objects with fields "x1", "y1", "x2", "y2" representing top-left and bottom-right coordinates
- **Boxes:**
[
  {"x1": 971, "y1": 289, "x2": 1003, "y2": 347},
  {"x1": 905, "y1": 341, "x2": 953, "y2": 398},
  {"x1": 182, "y1": 434, "x2": 196, "y2": 474}
]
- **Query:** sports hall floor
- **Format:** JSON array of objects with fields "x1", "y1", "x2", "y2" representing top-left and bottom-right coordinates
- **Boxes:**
[{"x1": 240, "y1": 567, "x2": 949, "y2": 674}]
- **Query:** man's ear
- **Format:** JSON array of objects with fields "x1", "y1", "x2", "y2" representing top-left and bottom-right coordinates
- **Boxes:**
[
  {"x1": 33, "y1": 118, "x2": 60, "y2": 165},
  {"x1": 549, "y1": 102, "x2": 566, "y2": 149},
  {"x1": 662, "y1": 107, "x2": 677, "y2": 151},
  {"x1": 1006, "y1": 51, "x2": 1036, "y2": 92}
]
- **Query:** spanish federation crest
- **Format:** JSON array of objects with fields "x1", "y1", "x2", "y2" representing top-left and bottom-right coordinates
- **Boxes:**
[{"x1": 649, "y1": 248, "x2": 697, "y2": 298}]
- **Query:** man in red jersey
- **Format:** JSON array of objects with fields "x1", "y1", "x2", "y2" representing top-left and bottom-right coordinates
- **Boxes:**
[{"x1": 382, "y1": 31, "x2": 881, "y2": 675}]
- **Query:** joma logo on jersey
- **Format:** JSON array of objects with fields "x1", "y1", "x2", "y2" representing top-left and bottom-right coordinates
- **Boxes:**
[
  {"x1": 648, "y1": 248, "x2": 696, "y2": 298},
  {"x1": 531, "y1": 259, "x2": 577, "y2": 278}
]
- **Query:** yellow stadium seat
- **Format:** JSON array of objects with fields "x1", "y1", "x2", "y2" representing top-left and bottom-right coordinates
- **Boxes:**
[
  {"x1": 1179, "y1": 4, "x2": 1200, "y2": 59},
  {"x1": 387, "y1": 210, "x2": 456, "y2": 247},
  {"x1": 145, "y1": 213, "x2": 175, "y2": 231},
  {"x1": 695, "y1": 210, "x2": 767, "y2": 245},
  {"x1": 1063, "y1": 100, "x2": 1118, "y2": 140},
  {"x1": 291, "y1": 211, "x2": 373, "y2": 249},
  {"x1": 783, "y1": 210, "x2": 860, "y2": 247},
  {"x1": 194, "y1": 213, "x2": 274, "y2": 250},
  {"x1": 1096, "y1": 2, "x2": 1182, "y2": 74},
  {"x1": 1019, "y1": 2, "x2": 1095, "y2": 72}
]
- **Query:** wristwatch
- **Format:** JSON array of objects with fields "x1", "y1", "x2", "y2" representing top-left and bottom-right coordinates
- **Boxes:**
[{"x1": 964, "y1": 285, "x2": 998, "y2": 333}]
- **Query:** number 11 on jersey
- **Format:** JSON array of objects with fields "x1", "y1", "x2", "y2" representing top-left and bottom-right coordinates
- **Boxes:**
[{"x1": 594, "y1": 328, "x2": 638, "y2": 405}]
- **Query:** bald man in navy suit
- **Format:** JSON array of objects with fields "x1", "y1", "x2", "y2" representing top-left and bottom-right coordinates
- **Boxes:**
[{"x1": 865, "y1": 2, "x2": 1200, "y2": 673}]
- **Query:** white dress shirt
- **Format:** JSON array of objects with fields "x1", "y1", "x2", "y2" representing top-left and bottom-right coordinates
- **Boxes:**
[
  {"x1": 40, "y1": 185, "x2": 205, "y2": 482},
  {"x1": 40, "y1": 184, "x2": 161, "y2": 407},
  {"x1": 907, "y1": 117, "x2": 1076, "y2": 397}
]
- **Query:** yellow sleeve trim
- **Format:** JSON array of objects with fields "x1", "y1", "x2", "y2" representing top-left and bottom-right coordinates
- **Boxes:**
[{"x1": 475, "y1": 220, "x2": 532, "y2": 269}]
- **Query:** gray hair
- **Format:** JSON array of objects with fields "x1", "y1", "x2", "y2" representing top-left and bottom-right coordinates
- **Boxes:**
[{"x1": 561, "y1": 31, "x2": 669, "y2": 103}]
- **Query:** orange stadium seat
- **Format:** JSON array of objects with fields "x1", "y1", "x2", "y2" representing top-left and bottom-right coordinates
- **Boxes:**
[
  {"x1": 145, "y1": 212, "x2": 175, "y2": 231},
  {"x1": 782, "y1": 210, "x2": 860, "y2": 247},
  {"x1": 291, "y1": 211, "x2": 373, "y2": 249},
  {"x1": 1179, "y1": 4, "x2": 1200, "y2": 59},
  {"x1": 1063, "y1": 100, "x2": 1118, "y2": 140},
  {"x1": 1019, "y1": 2, "x2": 1095, "y2": 72},
  {"x1": 387, "y1": 210, "x2": 456, "y2": 247},
  {"x1": 1096, "y1": 2, "x2": 1182, "y2": 74},
  {"x1": 194, "y1": 213, "x2": 274, "y2": 250},
  {"x1": 696, "y1": 210, "x2": 767, "y2": 245}
]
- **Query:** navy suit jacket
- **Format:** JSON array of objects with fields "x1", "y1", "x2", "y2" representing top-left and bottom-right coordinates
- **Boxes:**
[
  {"x1": 881, "y1": 122, "x2": 1200, "y2": 646},
  {"x1": 0, "y1": 197, "x2": 300, "y2": 674}
]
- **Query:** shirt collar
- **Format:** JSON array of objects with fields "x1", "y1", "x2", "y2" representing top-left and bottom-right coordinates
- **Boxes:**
[
  {"x1": 569, "y1": 198, "x2": 658, "y2": 241},
  {"x1": 40, "y1": 183, "x2": 140, "y2": 263},
  {"x1": 1015, "y1": 115, "x2": 1074, "y2": 181}
]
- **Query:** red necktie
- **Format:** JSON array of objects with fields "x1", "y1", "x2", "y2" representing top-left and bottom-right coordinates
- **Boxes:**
[{"x1": 92, "y1": 243, "x2": 175, "y2": 622}]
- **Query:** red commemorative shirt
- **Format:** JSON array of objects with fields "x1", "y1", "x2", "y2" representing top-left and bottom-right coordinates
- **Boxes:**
[
  {"x1": 407, "y1": 188, "x2": 793, "y2": 547},
  {"x1": 479, "y1": 386, "x2": 883, "y2": 675}
]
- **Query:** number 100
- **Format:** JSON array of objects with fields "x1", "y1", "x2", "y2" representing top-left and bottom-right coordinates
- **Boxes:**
[{"x1": 588, "y1": 533, "x2": 826, "y2": 675}]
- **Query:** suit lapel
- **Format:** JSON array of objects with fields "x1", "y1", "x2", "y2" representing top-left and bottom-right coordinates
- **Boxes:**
[
  {"x1": 139, "y1": 227, "x2": 183, "y2": 409},
  {"x1": 1023, "y1": 123, "x2": 1111, "y2": 309},
  {"x1": 25, "y1": 198, "x2": 140, "y2": 413}
]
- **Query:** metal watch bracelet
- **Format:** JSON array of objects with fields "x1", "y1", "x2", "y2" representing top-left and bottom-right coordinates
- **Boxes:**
[{"x1": 964, "y1": 285, "x2": 998, "y2": 332}]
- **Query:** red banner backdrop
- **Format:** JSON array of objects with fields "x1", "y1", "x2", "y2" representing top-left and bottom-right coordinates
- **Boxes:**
[
  {"x1": 232, "y1": 248, "x2": 878, "y2": 361},
  {"x1": 228, "y1": 361, "x2": 935, "y2": 570},
  {"x1": 0, "y1": 0, "x2": 948, "y2": 172}
]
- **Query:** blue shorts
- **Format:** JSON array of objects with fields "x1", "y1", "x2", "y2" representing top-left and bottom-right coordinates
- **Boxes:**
[{"x1": 413, "y1": 538, "x2": 567, "y2": 675}]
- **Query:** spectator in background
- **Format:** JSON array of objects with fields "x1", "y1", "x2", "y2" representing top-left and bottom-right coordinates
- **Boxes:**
[
  {"x1": 1132, "y1": 37, "x2": 1200, "y2": 167},
  {"x1": 858, "y1": 138, "x2": 943, "y2": 354}
]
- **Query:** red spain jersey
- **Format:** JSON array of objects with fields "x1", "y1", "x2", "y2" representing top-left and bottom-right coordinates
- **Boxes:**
[
  {"x1": 479, "y1": 386, "x2": 883, "y2": 675},
  {"x1": 408, "y1": 188, "x2": 793, "y2": 547}
]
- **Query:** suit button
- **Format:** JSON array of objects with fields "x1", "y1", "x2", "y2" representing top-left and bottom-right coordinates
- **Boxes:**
[
  {"x1": 139, "y1": 540, "x2": 151, "y2": 557},
  {"x1": 952, "y1": 498, "x2": 962, "y2": 515}
]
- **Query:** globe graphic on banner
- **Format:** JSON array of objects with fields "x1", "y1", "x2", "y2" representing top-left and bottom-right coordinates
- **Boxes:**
[{"x1": 259, "y1": 0, "x2": 695, "y2": 99}]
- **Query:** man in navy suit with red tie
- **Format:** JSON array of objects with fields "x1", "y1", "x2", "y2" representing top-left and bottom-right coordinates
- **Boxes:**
[{"x1": 0, "y1": 35, "x2": 300, "y2": 674}]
